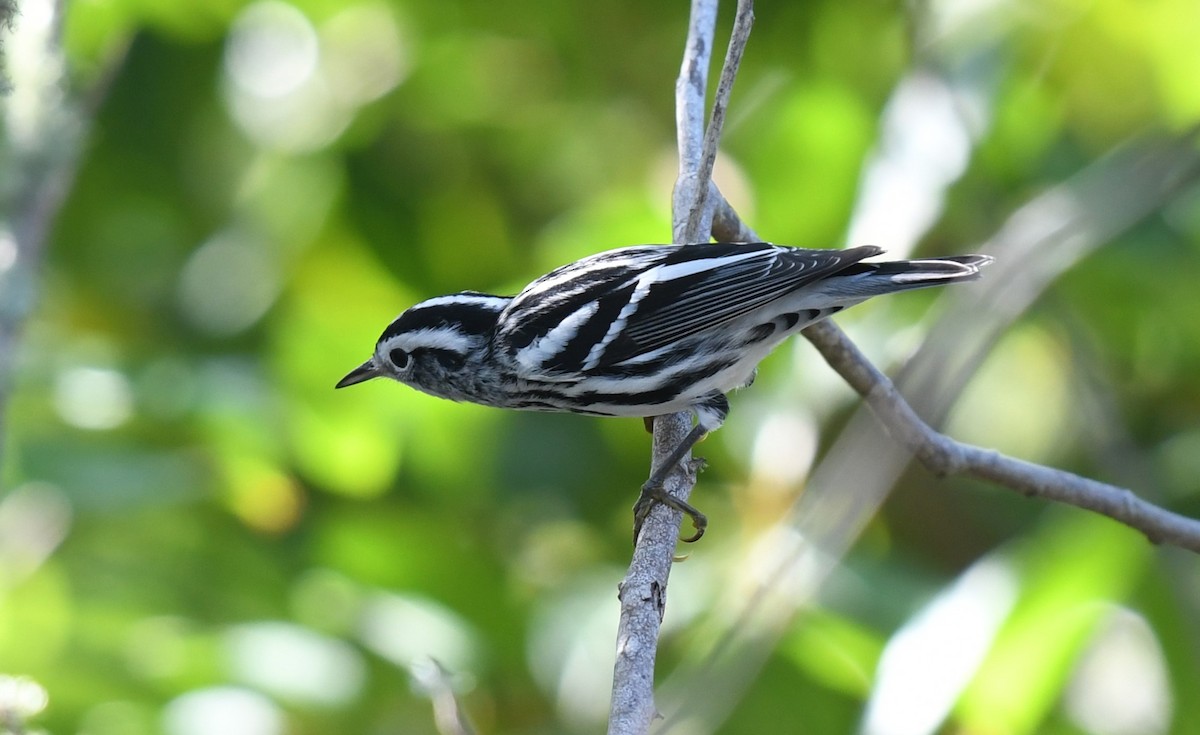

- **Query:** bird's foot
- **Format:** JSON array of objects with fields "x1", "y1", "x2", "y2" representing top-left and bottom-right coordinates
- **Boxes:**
[{"x1": 632, "y1": 482, "x2": 708, "y2": 546}]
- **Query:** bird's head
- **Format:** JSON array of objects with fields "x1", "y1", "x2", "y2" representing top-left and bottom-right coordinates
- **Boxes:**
[{"x1": 336, "y1": 292, "x2": 510, "y2": 399}]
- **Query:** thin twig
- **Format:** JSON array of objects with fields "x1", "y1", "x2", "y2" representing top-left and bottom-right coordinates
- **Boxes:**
[
  {"x1": 685, "y1": 0, "x2": 754, "y2": 241},
  {"x1": 802, "y1": 319, "x2": 1200, "y2": 553},
  {"x1": 411, "y1": 659, "x2": 476, "y2": 735},
  {"x1": 709, "y1": 184, "x2": 760, "y2": 242},
  {"x1": 670, "y1": 0, "x2": 721, "y2": 244}
]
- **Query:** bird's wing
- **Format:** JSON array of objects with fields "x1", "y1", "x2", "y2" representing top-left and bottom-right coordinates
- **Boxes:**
[{"x1": 497, "y1": 243, "x2": 882, "y2": 377}]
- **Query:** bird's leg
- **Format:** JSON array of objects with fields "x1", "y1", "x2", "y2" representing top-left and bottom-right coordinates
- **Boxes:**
[{"x1": 633, "y1": 423, "x2": 709, "y2": 545}]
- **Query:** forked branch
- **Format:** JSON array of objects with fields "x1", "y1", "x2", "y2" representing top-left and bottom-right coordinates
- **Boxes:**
[{"x1": 610, "y1": 1, "x2": 1200, "y2": 733}]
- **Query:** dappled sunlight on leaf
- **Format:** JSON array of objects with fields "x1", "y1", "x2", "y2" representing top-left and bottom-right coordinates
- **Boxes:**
[
  {"x1": 748, "y1": 409, "x2": 819, "y2": 491},
  {"x1": 0, "y1": 564, "x2": 72, "y2": 671},
  {"x1": 53, "y1": 365, "x2": 135, "y2": 430},
  {"x1": 0, "y1": 674, "x2": 49, "y2": 722},
  {"x1": 845, "y1": 70, "x2": 984, "y2": 258},
  {"x1": 730, "y1": 81, "x2": 874, "y2": 245},
  {"x1": 1080, "y1": 0, "x2": 1200, "y2": 129},
  {"x1": 221, "y1": 1, "x2": 408, "y2": 153},
  {"x1": 178, "y1": 228, "x2": 282, "y2": 336},
  {"x1": 0, "y1": 482, "x2": 71, "y2": 586},
  {"x1": 289, "y1": 401, "x2": 400, "y2": 498}
]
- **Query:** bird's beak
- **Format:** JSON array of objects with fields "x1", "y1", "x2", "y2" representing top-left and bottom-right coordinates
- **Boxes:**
[{"x1": 335, "y1": 360, "x2": 380, "y2": 389}]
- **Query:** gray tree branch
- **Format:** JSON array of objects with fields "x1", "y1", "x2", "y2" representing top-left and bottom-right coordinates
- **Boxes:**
[
  {"x1": 802, "y1": 319, "x2": 1200, "y2": 553},
  {"x1": 609, "y1": 2, "x2": 754, "y2": 734}
]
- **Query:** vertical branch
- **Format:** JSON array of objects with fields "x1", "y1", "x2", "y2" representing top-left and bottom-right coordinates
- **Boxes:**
[
  {"x1": 609, "y1": 3, "x2": 718, "y2": 734},
  {"x1": 609, "y1": 2, "x2": 754, "y2": 733},
  {"x1": 685, "y1": 0, "x2": 755, "y2": 241},
  {"x1": 609, "y1": 7, "x2": 715, "y2": 733},
  {"x1": 670, "y1": 0, "x2": 721, "y2": 244},
  {"x1": 672, "y1": 0, "x2": 755, "y2": 244}
]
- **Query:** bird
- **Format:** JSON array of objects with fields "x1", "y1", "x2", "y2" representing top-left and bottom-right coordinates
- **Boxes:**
[{"x1": 336, "y1": 242, "x2": 992, "y2": 543}]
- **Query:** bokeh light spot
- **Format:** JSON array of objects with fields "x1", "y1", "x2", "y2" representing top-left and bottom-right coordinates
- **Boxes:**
[
  {"x1": 321, "y1": 3, "x2": 408, "y2": 106},
  {"x1": 225, "y1": 1, "x2": 318, "y2": 99},
  {"x1": 163, "y1": 687, "x2": 284, "y2": 735},
  {"x1": 1065, "y1": 608, "x2": 1172, "y2": 735},
  {"x1": 359, "y1": 593, "x2": 479, "y2": 674},
  {"x1": 0, "y1": 228, "x2": 18, "y2": 273},
  {"x1": 862, "y1": 558, "x2": 1018, "y2": 735},
  {"x1": 178, "y1": 230, "x2": 281, "y2": 336},
  {"x1": 0, "y1": 674, "x2": 49, "y2": 718},
  {"x1": 54, "y1": 366, "x2": 134, "y2": 430},
  {"x1": 225, "y1": 622, "x2": 366, "y2": 706}
]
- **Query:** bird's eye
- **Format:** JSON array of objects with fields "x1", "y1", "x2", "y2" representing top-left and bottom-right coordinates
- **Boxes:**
[{"x1": 389, "y1": 348, "x2": 411, "y2": 369}]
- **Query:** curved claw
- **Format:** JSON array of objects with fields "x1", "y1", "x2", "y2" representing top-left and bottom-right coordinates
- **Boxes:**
[
  {"x1": 631, "y1": 422, "x2": 713, "y2": 546},
  {"x1": 679, "y1": 511, "x2": 707, "y2": 543},
  {"x1": 632, "y1": 483, "x2": 708, "y2": 546}
]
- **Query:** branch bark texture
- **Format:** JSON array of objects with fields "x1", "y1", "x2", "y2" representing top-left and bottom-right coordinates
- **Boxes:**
[
  {"x1": 802, "y1": 319, "x2": 1200, "y2": 553},
  {"x1": 610, "y1": 2, "x2": 754, "y2": 733}
]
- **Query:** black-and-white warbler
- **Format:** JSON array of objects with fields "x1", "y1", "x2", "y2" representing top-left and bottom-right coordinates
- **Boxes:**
[{"x1": 337, "y1": 242, "x2": 992, "y2": 542}]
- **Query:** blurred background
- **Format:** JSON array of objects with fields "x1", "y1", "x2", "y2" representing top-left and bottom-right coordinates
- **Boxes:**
[{"x1": 2, "y1": 0, "x2": 1200, "y2": 733}]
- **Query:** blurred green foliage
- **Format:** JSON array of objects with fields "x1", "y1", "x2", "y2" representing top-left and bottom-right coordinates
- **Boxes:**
[{"x1": 3, "y1": 0, "x2": 1200, "y2": 733}]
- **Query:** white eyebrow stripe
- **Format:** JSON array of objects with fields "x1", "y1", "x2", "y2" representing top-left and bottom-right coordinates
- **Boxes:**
[
  {"x1": 390, "y1": 326, "x2": 475, "y2": 353},
  {"x1": 416, "y1": 294, "x2": 510, "y2": 311}
]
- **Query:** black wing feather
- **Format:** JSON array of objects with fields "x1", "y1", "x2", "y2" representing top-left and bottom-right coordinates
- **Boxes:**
[
  {"x1": 499, "y1": 246, "x2": 665, "y2": 351},
  {"x1": 599, "y1": 243, "x2": 883, "y2": 366},
  {"x1": 498, "y1": 243, "x2": 883, "y2": 377}
]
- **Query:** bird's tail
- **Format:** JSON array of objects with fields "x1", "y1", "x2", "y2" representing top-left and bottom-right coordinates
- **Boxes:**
[
  {"x1": 834, "y1": 253, "x2": 993, "y2": 294},
  {"x1": 864, "y1": 254, "x2": 991, "y2": 281},
  {"x1": 813, "y1": 253, "x2": 993, "y2": 301}
]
